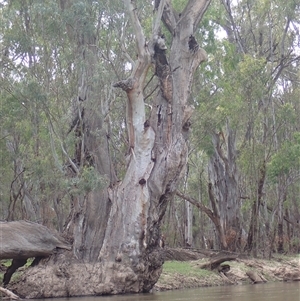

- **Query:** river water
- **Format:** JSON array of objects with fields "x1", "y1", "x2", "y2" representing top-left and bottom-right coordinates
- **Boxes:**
[{"x1": 35, "y1": 282, "x2": 299, "y2": 301}]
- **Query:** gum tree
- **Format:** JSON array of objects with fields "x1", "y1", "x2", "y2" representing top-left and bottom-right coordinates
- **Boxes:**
[{"x1": 9, "y1": 0, "x2": 212, "y2": 298}]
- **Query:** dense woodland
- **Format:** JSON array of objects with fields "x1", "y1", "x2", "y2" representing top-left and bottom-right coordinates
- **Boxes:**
[{"x1": 1, "y1": 0, "x2": 300, "y2": 270}]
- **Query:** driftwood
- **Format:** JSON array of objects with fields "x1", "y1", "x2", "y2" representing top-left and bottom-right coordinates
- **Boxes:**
[
  {"x1": 164, "y1": 248, "x2": 205, "y2": 261},
  {"x1": 276, "y1": 267, "x2": 300, "y2": 282},
  {"x1": 217, "y1": 264, "x2": 230, "y2": 273},
  {"x1": 0, "y1": 220, "x2": 71, "y2": 259},
  {"x1": 218, "y1": 269, "x2": 236, "y2": 284},
  {"x1": 246, "y1": 270, "x2": 267, "y2": 283},
  {"x1": 0, "y1": 220, "x2": 71, "y2": 285},
  {"x1": 0, "y1": 286, "x2": 20, "y2": 299},
  {"x1": 200, "y1": 251, "x2": 239, "y2": 270}
]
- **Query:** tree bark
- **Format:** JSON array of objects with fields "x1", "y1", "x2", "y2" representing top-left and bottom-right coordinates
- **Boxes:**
[
  {"x1": 207, "y1": 122, "x2": 241, "y2": 251},
  {"x1": 184, "y1": 200, "x2": 193, "y2": 247},
  {"x1": 245, "y1": 161, "x2": 266, "y2": 256}
]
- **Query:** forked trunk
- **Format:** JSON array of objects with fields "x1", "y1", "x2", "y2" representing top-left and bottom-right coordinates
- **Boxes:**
[{"x1": 11, "y1": 0, "x2": 211, "y2": 298}]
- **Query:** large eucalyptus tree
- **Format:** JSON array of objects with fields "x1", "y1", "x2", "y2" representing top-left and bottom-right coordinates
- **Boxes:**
[{"x1": 9, "y1": 0, "x2": 212, "y2": 298}]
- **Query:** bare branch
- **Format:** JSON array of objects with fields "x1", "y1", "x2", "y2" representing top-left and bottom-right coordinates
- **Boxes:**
[
  {"x1": 124, "y1": 0, "x2": 146, "y2": 58},
  {"x1": 176, "y1": 190, "x2": 214, "y2": 220},
  {"x1": 221, "y1": 0, "x2": 245, "y2": 54},
  {"x1": 158, "y1": 0, "x2": 177, "y2": 34},
  {"x1": 157, "y1": 0, "x2": 212, "y2": 45},
  {"x1": 152, "y1": 0, "x2": 166, "y2": 38},
  {"x1": 193, "y1": 0, "x2": 213, "y2": 29},
  {"x1": 120, "y1": 20, "x2": 135, "y2": 67},
  {"x1": 60, "y1": 141, "x2": 80, "y2": 175},
  {"x1": 144, "y1": 84, "x2": 159, "y2": 101},
  {"x1": 181, "y1": 0, "x2": 212, "y2": 30}
]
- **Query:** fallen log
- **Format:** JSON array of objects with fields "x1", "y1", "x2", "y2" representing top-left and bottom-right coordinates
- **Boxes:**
[
  {"x1": 164, "y1": 248, "x2": 205, "y2": 261},
  {"x1": 0, "y1": 220, "x2": 71, "y2": 260},
  {"x1": 246, "y1": 270, "x2": 267, "y2": 283},
  {"x1": 200, "y1": 251, "x2": 239, "y2": 270},
  {"x1": 0, "y1": 220, "x2": 71, "y2": 285}
]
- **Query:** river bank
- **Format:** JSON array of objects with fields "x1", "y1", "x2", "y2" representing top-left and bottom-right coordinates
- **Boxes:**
[
  {"x1": 154, "y1": 248, "x2": 300, "y2": 291},
  {"x1": 1, "y1": 249, "x2": 299, "y2": 297}
]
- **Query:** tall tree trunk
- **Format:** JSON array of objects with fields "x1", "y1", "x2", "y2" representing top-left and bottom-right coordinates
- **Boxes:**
[
  {"x1": 184, "y1": 168, "x2": 193, "y2": 247},
  {"x1": 245, "y1": 161, "x2": 266, "y2": 256},
  {"x1": 207, "y1": 183, "x2": 228, "y2": 250},
  {"x1": 184, "y1": 200, "x2": 193, "y2": 247},
  {"x1": 12, "y1": 0, "x2": 211, "y2": 298},
  {"x1": 276, "y1": 183, "x2": 287, "y2": 253},
  {"x1": 207, "y1": 122, "x2": 241, "y2": 251},
  {"x1": 6, "y1": 140, "x2": 38, "y2": 222}
]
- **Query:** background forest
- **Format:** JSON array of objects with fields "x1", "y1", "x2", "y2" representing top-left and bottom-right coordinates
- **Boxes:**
[{"x1": 1, "y1": 0, "x2": 300, "y2": 258}]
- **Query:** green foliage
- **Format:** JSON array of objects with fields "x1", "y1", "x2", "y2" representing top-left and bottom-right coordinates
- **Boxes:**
[
  {"x1": 180, "y1": 0, "x2": 300, "y2": 254},
  {"x1": 171, "y1": 0, "x2": 186, "y2": 12},
  {"x1": 276, "y1": 103, "x2": 297, "y2": 127},
  {"x1": 268, "y1": 132, "x2": 300, "y2": 181},
  {"x1": 1, "y1": 0, "x2": 121, "y2": 222},
  {"x1": 67, "y1": 167, "x2": 108, "y2": 195}
]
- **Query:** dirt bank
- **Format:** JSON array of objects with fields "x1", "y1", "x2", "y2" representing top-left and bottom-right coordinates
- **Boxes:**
[
  {"x1": 1, "y1": 249, "x2": 299, "y2": 297},
  {"x1": 154, "y1": 248, "x2": 300, "y2": 291}
]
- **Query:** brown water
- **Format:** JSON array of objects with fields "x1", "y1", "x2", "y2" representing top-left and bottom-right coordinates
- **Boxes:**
[{"x1": 35, "y1": 282, "x2": 300, "y2": 301}]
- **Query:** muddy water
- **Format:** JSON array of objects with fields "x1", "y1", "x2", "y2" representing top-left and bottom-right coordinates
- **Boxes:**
[{"x1": 35, "y1": 282, "x2": 299, "y2": 301}]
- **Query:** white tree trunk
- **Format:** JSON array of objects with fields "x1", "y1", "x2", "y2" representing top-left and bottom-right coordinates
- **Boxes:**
[{"x1": 11, "y1": 0, "x2": 211, "y2": 298}]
